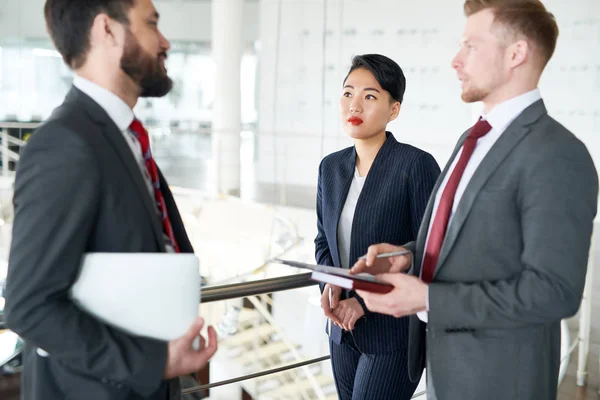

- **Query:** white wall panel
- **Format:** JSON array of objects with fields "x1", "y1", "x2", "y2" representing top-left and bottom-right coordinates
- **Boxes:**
[{"x1": 256, "y1": 0, "x2": 600, "y2": 188}]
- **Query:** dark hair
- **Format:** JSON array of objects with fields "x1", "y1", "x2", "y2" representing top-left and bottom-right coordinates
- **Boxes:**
[
  {"x1": 343, "y1": 54, "x2": 406, "y2": 103},
  {"x1": 44, "y1": 0, "x2": 135, "y2": 69}
]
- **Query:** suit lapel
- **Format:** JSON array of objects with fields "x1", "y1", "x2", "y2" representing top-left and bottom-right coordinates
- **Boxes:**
[
  {"x1": 350, "y1": 132, "x2": 395, "y2": 261},
  {"x1": 158, "y1": 168, "x2": 193, "y2": 253},
  {"x1": 68, "y1": 87, "x2": 166, "y2": 251},
  {"x1": 414, "y1": 136, "x2": 467, "y2": 273},
  {"x1": 331, "y1": 147, "x2": 356, "y2": 267},
  {"x1": 433, "y1": 100, "x2": 547, "y2": 278}
]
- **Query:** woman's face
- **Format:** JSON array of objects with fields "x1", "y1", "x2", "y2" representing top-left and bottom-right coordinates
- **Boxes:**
[{"x1": 339, "y1": 68, "x2": 400, "y2": 140}]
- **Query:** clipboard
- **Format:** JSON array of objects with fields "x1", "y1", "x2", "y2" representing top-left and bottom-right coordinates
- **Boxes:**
[{"x1": 274, "y1": 259, "x2": 393, "y2": 294}]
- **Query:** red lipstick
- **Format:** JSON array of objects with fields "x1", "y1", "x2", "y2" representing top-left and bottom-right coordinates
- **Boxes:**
[{"x1": 348, "y1": 116, "x2": 363, "y2": 126}]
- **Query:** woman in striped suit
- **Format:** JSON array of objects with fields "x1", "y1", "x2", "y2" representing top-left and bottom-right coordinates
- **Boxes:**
[{"x1": 314, "y1": 54, "x2": 440, "y2": 399}]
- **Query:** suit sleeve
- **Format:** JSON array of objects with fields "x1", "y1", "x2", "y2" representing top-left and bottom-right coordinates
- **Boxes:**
[
  {"x1": 428, "y1": 139, "x2": 599, "y2": 329},
  {"x1": 4, "y1": 124, "x2": 168, "y2": 396},
  {"x1": 314, "y1": 160, "x2": 334, "y2": 294},
  {"x1": 409, "y1": 152, "x2": 441, "y2": 238}
]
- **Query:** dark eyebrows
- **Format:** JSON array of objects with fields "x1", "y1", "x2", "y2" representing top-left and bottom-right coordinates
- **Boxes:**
[{"x1": 343, "y1": 85, "x2": 380, "y2": 93}]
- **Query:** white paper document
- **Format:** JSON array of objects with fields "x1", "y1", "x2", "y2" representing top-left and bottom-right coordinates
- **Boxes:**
[{"x1": 69, "y1": 253, "x2": 201, "y2": 342}]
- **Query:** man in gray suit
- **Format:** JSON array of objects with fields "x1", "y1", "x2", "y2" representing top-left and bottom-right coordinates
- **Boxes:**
[
  {"x1": 351, "y1": 1, "x2": 599, "y2": 399},
  {"x1": 4, "y1": 0, "x2": 217, "y2": 399}
]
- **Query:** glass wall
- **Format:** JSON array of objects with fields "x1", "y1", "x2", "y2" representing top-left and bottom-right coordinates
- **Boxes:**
[{"x1": 0, "y1": 39, "x2": 257, "y2": 127}]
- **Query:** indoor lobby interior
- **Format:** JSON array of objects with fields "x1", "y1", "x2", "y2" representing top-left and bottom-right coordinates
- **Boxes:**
[{"x1": 0, "y1": 0, "x2": 599, "y2": 399}]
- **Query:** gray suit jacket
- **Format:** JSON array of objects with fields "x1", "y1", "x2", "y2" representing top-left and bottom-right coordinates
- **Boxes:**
[
  {"x1": 406, "y1": 100, "x2": 598, "y2": 400},
  {"x1": 4, "y1": 87, "x2": 194, "y2": 400}
]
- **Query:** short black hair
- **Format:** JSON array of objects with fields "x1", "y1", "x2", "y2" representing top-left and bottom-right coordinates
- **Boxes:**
[
  {"x1": 343, "y1": 54, "x2": 406, "y2": 103},
  {"x1": 44, "y1": 0, "x2": 135, "y2": 69}
]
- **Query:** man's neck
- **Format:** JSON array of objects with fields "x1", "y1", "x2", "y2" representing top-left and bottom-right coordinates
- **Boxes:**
[
  {"x1": 482, "y1": 80, "x2": 539, "y2": 115},
  {"x1": 74, "y1": 68, "x2": 139, "y2": 109}
]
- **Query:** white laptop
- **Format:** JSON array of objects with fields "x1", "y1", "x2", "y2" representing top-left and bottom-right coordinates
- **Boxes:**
[{"x1": 69, "y1": 253, "x2": 201, "y2": 343}]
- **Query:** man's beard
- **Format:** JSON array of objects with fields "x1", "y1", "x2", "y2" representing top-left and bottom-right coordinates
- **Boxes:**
[
  {"x1": 461, "y1": 86, "x2": 488, "y2": 103},
  {"x1": 120, "y1": 30, "x2": 173, "y2": 97}
]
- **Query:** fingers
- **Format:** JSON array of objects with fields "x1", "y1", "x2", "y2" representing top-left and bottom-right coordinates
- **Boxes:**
[
  {"x1": 349, "y1": 259, "x2": 368, "y2": 274},
  {"x1": 342, "y1": 310, "x2": 353, "y2": 331},
  {"x1": 365, "y1": 244, "x2": 382, "y2": 267},
  {"x1": 365, "y1": 243, "x2": 398, "y2": 266},
  {"x1": 204, "y1": 326, "x2": 218, "y2": 355},
  {"x1": 320, "y1": 287, "x2": 329, "y2": 311},
  {"x1": 329, "y1": 308, "x2": 343, "y2": 326},
  {"x1": 334, "y1": 307, "x2": 348, "y2": 330},
  {"x1": 193, "y1": 326, "x2": 218, "y2": 370},
  {"x1": 184, "y1": 317, "x2": 205, "y2": 344},
  {"x1": 330, "y1": 286, "x2": 340, "y2": 309},
  {"x1": 198, "y1": 335, "x2": 206, "y2": 350},
  {"x1": 323, "y1": 306, "x2": 336, "y2": 321},
  {"x1": 323, "y1": 299, "x2": 341, "y2": 324},
  {"x1": 389, "y1": 253, "x2": 412, "y2": 273},
  {"x1": 347, "y1": 313, "x2": 359, "y2": 331}
]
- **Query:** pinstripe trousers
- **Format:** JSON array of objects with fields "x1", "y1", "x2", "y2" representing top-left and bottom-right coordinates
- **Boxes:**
[{"x1": 329, "y1": 332, "x2": 419, "y2": 400}]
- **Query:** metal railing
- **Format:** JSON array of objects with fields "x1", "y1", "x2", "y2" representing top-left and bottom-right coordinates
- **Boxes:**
[
  {"x1": 183, "y1": 273, "x2": 428, "y2": 399},
  {"x1": 202, "y1": 272, "x2": 314, "y2": 303}
]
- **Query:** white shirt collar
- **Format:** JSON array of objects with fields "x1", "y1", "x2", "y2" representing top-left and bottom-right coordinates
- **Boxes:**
[
  {"x1": 482, "y1": 88, "x2": 542, "y2": 132},
  {"x1": 72, "y1": 75, "x2": 135, "y2": 132}
]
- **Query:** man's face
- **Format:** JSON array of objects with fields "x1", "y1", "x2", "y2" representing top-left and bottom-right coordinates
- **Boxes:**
[
  {"x1": 120, "y1": 0, "x2": 172, "y2": 97},
  {"x1": 451, "y1": 9, "x2": 509, "y2": 103}
]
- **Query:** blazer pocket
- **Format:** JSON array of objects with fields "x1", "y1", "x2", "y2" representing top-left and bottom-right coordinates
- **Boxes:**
[
  {"x1": 50, "y1": 358, "x2": 130, "y2": 400},
  {"x1": 429, "y1": 330, "x2": 519, "y2": 399}
]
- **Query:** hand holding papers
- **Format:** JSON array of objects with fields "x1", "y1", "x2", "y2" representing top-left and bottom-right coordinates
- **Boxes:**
[
  {"x1": 69, "y1": 253, "x2": 201, "y2": 343},
  {"x1": 163, "y1": 316, "x2": 218, "y2": 379},
  {"x1": 357, "y1": 250, "x2": 411, "y2": 260},
  {"x1": 275, "y1": 259, "x2": 393, "y2": 294}
]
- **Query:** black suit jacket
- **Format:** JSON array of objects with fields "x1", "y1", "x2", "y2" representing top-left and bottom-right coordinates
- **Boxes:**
[
  {"x1": 4, "y1": 87, "x2": 193, "y2": 400},
  {"x1": 314, "y1": 132, "x2": 440, "y2": 354}
]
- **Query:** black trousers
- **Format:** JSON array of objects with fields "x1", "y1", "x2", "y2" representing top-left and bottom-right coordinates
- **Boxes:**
[{"x1": 329, "y1": 331, "x2": 419, "y2": 400}]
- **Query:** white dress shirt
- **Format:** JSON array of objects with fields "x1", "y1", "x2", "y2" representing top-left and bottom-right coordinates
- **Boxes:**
[
  {"x1": 73, "y1": 75, "x2": 174, "y2": 252},
  {"x1": 338, "y1": 167, "x2": 367, "y2": 268},
  {"x1": 418, "y1": 88, "x2": 542, "y2": 323}
]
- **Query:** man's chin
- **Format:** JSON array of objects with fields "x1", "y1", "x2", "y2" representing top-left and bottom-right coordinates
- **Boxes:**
[
  {"x1": 461, "y1": 90, "x2": 485, "y2": 103},
  {"x1": 139, "y1": 76, "x2": 173, "y2": 98}
]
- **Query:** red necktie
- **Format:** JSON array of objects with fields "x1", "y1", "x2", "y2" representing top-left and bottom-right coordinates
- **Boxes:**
[
  {"x1": 421, "y1": 118, "x2": 492, "y2": 283},
  {"x1": 129, "y1": 119, "x2": 180, "y2": 253}
]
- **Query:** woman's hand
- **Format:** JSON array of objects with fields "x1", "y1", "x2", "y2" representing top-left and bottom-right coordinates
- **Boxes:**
[
  {"x1": 320, "y1": 284, "x2": 342, "y2": 325},
  {"x1": 332, "y1": 298, "x2": 365, "y2": 331}
]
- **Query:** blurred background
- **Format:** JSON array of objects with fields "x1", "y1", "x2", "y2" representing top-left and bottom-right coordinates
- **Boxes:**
[{"x1": 0, "y1": 0, "x2": 598, "y2": 399}]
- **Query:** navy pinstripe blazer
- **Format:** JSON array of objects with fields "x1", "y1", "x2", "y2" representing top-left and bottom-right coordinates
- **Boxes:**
[{"x1": 315, "y1": 132, "x2": 440, "y2": 354}]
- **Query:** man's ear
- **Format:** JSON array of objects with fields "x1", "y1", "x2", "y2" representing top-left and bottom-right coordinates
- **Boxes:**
[
  {"x1": 90, "y1": 13, "x2": 124, "y2": 48},
  {"x1": 507, "y1": 39, "x2": 529, "y2": 69}
]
